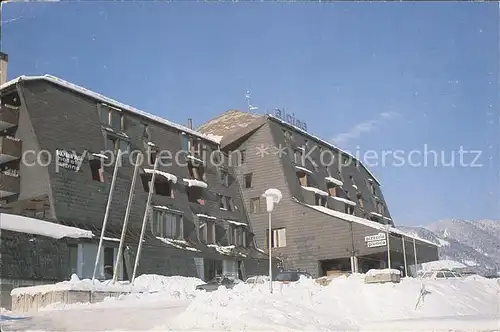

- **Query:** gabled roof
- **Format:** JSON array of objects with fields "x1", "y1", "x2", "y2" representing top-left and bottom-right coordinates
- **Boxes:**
[{"x1": 0, "y1": 74, "x2": 220, "y2": 144}]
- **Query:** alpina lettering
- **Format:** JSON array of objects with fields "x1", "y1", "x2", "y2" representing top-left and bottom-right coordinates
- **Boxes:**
[{"x1": 274, "y1": 108, "x2": 308, "y2": 132}]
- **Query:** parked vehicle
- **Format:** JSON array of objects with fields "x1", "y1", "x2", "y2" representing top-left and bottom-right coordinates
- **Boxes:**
[
  {"x1": 245, "y1": 275, "x2": 270, "y2": 284},
  {"x1": 275, "y1": 270, "x2": 313, "y2": 283},
  {"x1": 420, "y1": 270, "x2": 463, "y2": 280},
  {"x1": 195, "y1": 275, "x2": 241, "y2": 292}
]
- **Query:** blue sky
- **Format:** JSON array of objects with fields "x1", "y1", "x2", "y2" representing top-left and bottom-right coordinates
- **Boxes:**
[{"x1": 2, "y1": 2, "x2": 499, "y2": 225}]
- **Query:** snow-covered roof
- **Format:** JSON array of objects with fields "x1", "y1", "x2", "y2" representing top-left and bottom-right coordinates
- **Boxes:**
[
  {"x1": 144, "y1": 169, "x2": 178, "y2": 183},
  {"x1": 183, "y1": 178, "x2": 208, "y2": 188},
  {"x1": 92, "y1": 153, "x2": 108, "y2": 159},
  {"x1": 0, "y1": 213, "x2": 93, "y2": 239},
  {"x1": 297, "y1": 202, "x2": 438, "y2": 247},
  {"x1": 295, "y1": 165, "x2": 313, "y2": 174},
  {"x1": 186, "y1": 155, "x2": 203, "y2": 164},
  {"x1": 366, "y1": 269, "x2": 401, "y2": 276},
  {"x1": 156, "y1": 237, "x2": 200, "y2": 252},
  {"x1": 369, "y1": 212, "x2": 384, "y2": 218},
  {"x1": 268, "y1": 114, "x2": 381, "y2": 185},
  {"x1": 301, "y1": 186, "x2": 329, "y2": 196},
  {"x1": 330, "y1": 196, "x2": 357, "y2": 206},
  {"x1": 226, "y1": 219, "x2": 247, "y2": 227},
  {"x1": 197, "y1": 214, "x2": 217, "y2": 220},
  {"x1": 325, "y1": 177, "x2": 343, "y2": 186},
  {"x1": 0, "y1": 75, "x2": 219, "y2": 144}
]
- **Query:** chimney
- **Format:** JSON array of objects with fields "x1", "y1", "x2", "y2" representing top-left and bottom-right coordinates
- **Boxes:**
[
  {"x1": 0, "y1": 52, "x2": 7, "y2": 86},
  {"x1": 187, "y1": 118, "x2": 193, "y2": 129}
]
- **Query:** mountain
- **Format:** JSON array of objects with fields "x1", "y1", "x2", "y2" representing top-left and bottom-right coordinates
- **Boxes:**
[{"x1": 398, "y1": 219, "x2": 500, "y2": 276}]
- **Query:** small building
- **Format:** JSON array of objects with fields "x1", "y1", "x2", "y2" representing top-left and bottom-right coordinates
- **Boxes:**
[
  {"x1": 0, "y1": 75, "x2": 274, "y2": 291},
  {"x1": 198, "y1": 109, "x2": 439, "y2": 277}
]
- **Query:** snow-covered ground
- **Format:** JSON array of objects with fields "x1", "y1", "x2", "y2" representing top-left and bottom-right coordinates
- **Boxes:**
[{"x1": 2, "y1": 274, "x2": 499, "y2": 331}]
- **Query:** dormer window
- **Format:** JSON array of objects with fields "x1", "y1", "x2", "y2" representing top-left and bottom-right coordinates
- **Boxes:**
[
  {"x1": 315, "y1": 194, "x2": 327, "y2": 207},
  {"x1": 100, "y1": 104, "x2": 124, "y2": 132},
  {"x1": 188, "y1": 161, "x2": 205, "y2": 181}
]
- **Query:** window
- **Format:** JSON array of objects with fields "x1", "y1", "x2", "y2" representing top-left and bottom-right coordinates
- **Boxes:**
[
  {"x1": 219, "y1": 195, "x2": 235, "y2": 211},
  {"x1": 357, "y1": 196, "x2": 364, "y2": 209},
  {"x1": 436, "y1": 272, "x2": 446, "y2": 279},
  {"x1": 181, "y1": 135, "x2": 189, "y2": 151},
  {"x1": 89, "y1": 159, "x2": 104, "y2": 182},
  {"x1": 104, "y1": 247, "x2": 114, "y2": 279},
  {"x1": 141, "y1": 175, "x2": 174, "y2": 197},
  {"x1": 227, "y1": 225, "x2": 247, "y2": 247},
  {"x1": 220, "y1": 170, "x2": 229, "y2": 186},
  {"x1": 118, "y1": 139, "x2": 129, "y2": 153},
  {"x1": 110, "y1": 111, "x2": 122, "y2": 132},
  {"x1": 297, "y1": 171, "x2": 308, "y2": 186},
  {"x1": 68, "y1": 244, "x2": 78, "y2": 277},
  {"x1": 315, "y1": 194, "x2": 327, "y2": 207},
  {"x1": 217, "y1": 194, "x2": 225, "y2": 209},
  {"x1": 200, "y1": 220, "x2": 215, "y2": 244},
  {"x1": 283, "y1": 129, "x2": 293, "y2": 141},
  {"x1": 100, "y1": 104, "x2": 123, "y2": 132},
  {"x1": 244, "y1": 173, "x2": 253, "y2": 188},
  {"x1": 344, "y1": 204, "x2": 354, "y2": 215},
  {"x1": 369, "y1": 180, "x2": 376, "y2": 195},
  {"x1": 250, "y1": 197, "x2": 260, "y2": 213},
  {"x1": 377, "y1": 202, "x2": 385, "y2": 214},
  {"x1": 188, "y1": 138, "x2": 200, "y2": 155},
  {"x1": 327, "y1": 182, "x2": 337, "y2": 196},
  {"x1": 187, "y1": 186, "x2": 204, "y2": 205},
  {"x1": 267, "y1": 228, "x2": 286, "y2": 248},
  {"x1": 188, "y1": 161, "x2": 205, "y2": 181},
  {"x1": 106, "y1": 134, "x2": 129, "y2": 154},
  {"x1": 153, "y1": 210, "x2": 183, "y2": 239},
  {"x1": 240, "y1": 150, "x2": 246, "y2": 165},
  {"x1": 293, "y1": 149, "x2": 302, "y2": 164},
  {"x1": 443, "y1": 271, "x2": 455, "y2": 278}
]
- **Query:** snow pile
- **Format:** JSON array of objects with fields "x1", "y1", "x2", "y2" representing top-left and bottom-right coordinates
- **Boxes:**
[
  {"x1": 421, "y1": 259, "x2": 467, "y2": 271},
  {"x1": 39, "y1": 275, "x2": 204, "y2": 311},
  {"x1": 160, "y1": 274, "x2": 500, "y2": 331},
  {"x1": 11, "y1": 274, "x2": 147, "y2": 296}
]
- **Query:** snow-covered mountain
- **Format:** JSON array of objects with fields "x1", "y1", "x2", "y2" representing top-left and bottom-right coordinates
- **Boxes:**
[{"x1": 398, "y1": 219, "x2": 500, "y2": 276}]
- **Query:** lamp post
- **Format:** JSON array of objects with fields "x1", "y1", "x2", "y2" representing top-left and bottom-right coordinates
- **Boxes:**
[
  {"x1": 262, "y1": 188, "x2": 282, "y2": 294},
  {"x1": 385, "y1": 224, "x2": 391, "y2": 270}
]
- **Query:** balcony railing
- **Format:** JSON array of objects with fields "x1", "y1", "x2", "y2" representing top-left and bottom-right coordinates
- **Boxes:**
[
  {"x1": 0, "y1": 136, "x2": 22, "y2": 164},
  {"x1": 0, "y1": 172, "x2": 20, "y2": 198},
  {"x1": 0, "y1": 105, "x2": 19, "y2": 131}
]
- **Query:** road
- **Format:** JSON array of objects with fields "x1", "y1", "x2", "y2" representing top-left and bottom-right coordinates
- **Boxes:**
[{"x1": 1, "y1": 301, "x2": 190, "y2": 331}]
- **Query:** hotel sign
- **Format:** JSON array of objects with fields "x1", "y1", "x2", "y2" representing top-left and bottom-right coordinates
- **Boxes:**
[
  {"x1": 56, "y1": 149, "x2": 84, "y2": 172},
  {"x1": 365, "y1": 232, "x2": 387, "y2": 248},
  {"x1": 274, "y1": 108, "x2": 307, "y2": 132},
  {"x1": 367, "y1": 239, "x2": 387, "y2": 248}
]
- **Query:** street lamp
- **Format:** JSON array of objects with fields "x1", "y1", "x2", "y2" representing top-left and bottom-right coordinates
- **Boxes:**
[
  {"x1": 262, "y1": 188, "x2": 282, "y2": 294},
  {"x1": 385, "y1": 224, "x2": 391, "y2": 270}
]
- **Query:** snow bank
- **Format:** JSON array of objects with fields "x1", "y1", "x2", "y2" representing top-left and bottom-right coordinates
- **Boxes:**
[
  {"x1": 39, "y1": 275, "x2": 204, "y2": 311},
  {"x1": 10, "y1": 274, "x2": 147, "y2": 296},
  {"x1": 0, "y1": 213, "x2": 93, "y2": 239},
  {"x1": 160, "y1": 274, "x2": 500, "y2": 331}
]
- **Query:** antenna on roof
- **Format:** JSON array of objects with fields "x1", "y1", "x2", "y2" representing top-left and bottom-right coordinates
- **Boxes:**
[{"x1": 245, "y1": 88, "x2": 259, "y2": 113}]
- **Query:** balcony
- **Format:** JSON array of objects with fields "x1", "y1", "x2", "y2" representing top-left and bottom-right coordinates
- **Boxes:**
[
  {"x1": 0, "y1": 136, "x2": 22, "y2": 164},
  {"x1": 0, "y1": 105, "x2": 19, "y2": 131},
  {"x1": 0, "y1": 172, "x2": 20, "y2": 198}
]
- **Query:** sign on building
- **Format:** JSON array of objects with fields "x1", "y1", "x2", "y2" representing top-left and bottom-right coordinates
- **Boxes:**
[
  {"x1": 365, "y1": 232, "x2": 387, "y2": 248},
  {"x1": 56, "y1": 149, "x2": 84, "y2": 172},
  {"x1": 367, "y1": 239, "x2": 387, "y2": 248},
  {"x1": 364, "y1": 232, "x2": 386, "y2": 242}
]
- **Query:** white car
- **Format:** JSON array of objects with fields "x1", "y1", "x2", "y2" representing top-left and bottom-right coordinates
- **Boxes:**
[
  {"x1": 245, "y1": 275, "x2": 270, "y2": 284},
  {"x1": 420, "y1": 270, "x2": 463, "y2": 280}
]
